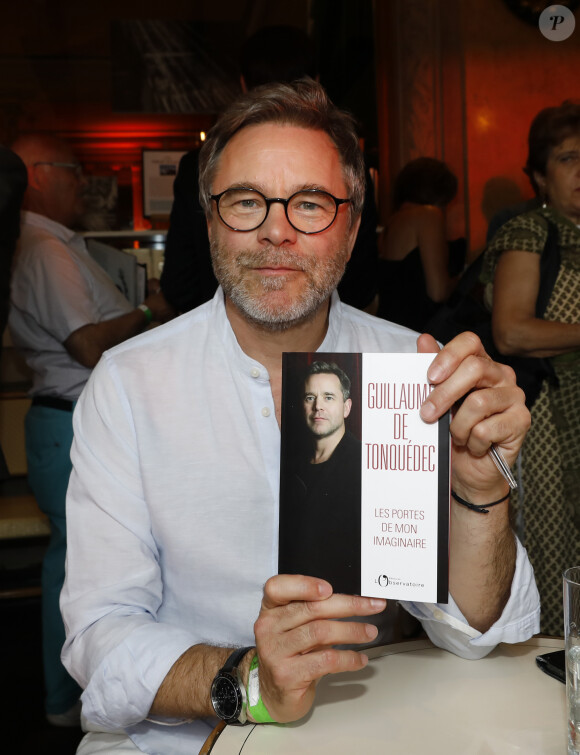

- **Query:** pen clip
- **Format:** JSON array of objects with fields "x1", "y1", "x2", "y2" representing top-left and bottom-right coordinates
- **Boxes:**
[{"x1": 488, "y1": 444, "x2": 518, "y2": 490}]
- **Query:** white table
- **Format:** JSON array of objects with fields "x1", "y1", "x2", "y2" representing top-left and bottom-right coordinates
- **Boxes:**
[{"x1": 202, "y1": 637, "x2": 566, "y2": 755}]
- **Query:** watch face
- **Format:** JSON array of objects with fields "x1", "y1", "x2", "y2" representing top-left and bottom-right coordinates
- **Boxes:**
[{"x1": 211, "y1": 673, "x2": 242, "y2": 721}]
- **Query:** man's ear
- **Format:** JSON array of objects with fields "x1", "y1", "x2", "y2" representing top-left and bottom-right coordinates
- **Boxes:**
[
  {"x1": 345, "y1": 215, "x2": 361, "y2": 263},
  {"x1": 343, "y1": 397, "x2": 352, "y2": 419}
]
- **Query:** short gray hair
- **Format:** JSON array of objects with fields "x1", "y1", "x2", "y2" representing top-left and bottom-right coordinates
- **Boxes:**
[{"x1": 198, "y1": 78, "x2": 365, "y2": 224}]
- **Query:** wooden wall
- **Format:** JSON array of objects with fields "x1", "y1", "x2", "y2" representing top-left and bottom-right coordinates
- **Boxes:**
[
  {"x1": 462, "y1": 0, "x2": 580, "y2": 252},
  {"x1": 375, "y1": 0, "x2": 580, "y2": 254},
  {"x1": 2, "y1": 1, "x2": 579, "y2": 250},
  {"x1": 0, "y1": 1, "x2": 310, "y2": 229},
  {"x1": 0, "y1": 1, "x2": 310, "y2": 138}
]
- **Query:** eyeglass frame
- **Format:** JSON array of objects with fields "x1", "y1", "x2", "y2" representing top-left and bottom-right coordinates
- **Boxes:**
[
  {"x1": 34, "y1": 161, "x2": 83, "y2": 176},
  {"x1": 209, "y1": 187, "x2": 351, "y2": 235}
]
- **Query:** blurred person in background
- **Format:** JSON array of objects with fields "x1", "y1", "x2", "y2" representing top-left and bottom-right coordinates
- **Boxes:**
[
  {"x1": 480, "y1": 101, "x2": 580, "y2": 635},
  {"x1": 9, "y1": 134, "x2": 174, "y2": 727},
  {"x1": 377, "y1": 157, "x2": 463, "y2": 332}
]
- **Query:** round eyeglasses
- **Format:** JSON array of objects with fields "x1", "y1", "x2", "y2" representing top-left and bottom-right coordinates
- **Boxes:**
[
  {"x1": 210, "y1": 188, "x2": 351, "y2": 234},
  {"x1": 34, "y1": 161, "x2": 83, "y2": 177}
]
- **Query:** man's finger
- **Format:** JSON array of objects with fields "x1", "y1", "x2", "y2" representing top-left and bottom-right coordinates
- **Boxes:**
[
  {"x1": 416, "y1": 332, "x2": 441, "y2": 354},
  {"x1": 268, "y1": 646, "x2": 369, "y2": 692},
  {"x1": 421, "y1": 331, "x2": 489, "y2": 386},
  {"x1": 260, "y1": 588, "x2": 386, "y2": 632},
  {"x1": 420, "y1": 354, "x2": 513, "y2": 423},
  {"x1": 261, "y1": 574, "x2": 333, "y2": 610}
]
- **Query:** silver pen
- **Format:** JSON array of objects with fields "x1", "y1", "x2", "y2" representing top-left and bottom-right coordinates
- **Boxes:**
[{"x1": 488, "y1": 444, "x2": 518, "y2": 489}]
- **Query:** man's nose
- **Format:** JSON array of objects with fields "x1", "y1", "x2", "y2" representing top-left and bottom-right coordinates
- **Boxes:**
[{"x1": 256, "y1": 202, "x2": 297, "y2": 247}]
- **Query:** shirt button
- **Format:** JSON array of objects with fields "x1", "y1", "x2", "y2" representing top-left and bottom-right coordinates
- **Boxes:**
[
  {"x1": 261, "y1": 407, "x2": 271, "y2": 417},
  {"x1": 432, "y1": 609, "x2": 444, "y2": 621},
  {"x1": 250, "y1": 367, "x2": 260, "y2": 378}
]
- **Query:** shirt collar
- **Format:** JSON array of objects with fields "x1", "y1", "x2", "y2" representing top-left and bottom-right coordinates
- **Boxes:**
[
  {"x1": 319, "y1": 289, "x2": 343, "y2": 351},
  {"x1": 21, "y1": 210, "x2": 78, "y2": 245},
  {"x1": 210, "y1": 287, "x2": 344, "y2": 380}
]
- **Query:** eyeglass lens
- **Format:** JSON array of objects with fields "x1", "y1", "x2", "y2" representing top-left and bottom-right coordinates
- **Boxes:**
[
  {"x1": 35, "y1": 162, "x2": 82, "y2": 176},
  {"x1": 217, "y1": 189, "x2": 339, "y2": 233}
]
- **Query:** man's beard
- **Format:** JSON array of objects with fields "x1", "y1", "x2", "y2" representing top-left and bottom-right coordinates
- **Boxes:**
[{"x1": 210, "y1": 241, "x2": 349, "y2": 331}]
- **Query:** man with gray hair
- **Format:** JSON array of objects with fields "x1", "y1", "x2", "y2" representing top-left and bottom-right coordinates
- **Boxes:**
[
  {"x1": 9, "y1": 134, "x2": 174, "y2": 728},
  {"x1": 160, "y1": 24, "x2": 379, "y2": 315},
  {"x1": 62, "y1": 80, "x2": 539, "y2": 754}
]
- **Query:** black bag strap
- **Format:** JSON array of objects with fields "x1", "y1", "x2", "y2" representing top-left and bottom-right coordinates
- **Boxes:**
[{"x1": 535, "y1": 218, "x2": 560, "y2": 318}]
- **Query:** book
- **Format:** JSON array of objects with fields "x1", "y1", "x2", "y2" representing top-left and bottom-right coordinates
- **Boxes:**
[
  {"x1": 279, "y1": 352, "x2": 450, "y2": 603},
  {"x1": 86, "y1": 239, "x2": 147, "y2": 307}
]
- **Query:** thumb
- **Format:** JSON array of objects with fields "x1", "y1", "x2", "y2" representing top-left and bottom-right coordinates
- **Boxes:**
[{"x1": 416, "y1": 332, "x2": 441, "y2": 354}]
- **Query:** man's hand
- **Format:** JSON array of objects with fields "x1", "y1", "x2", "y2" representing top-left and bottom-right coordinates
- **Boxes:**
[
  {"x1": 147, "y1": 277, "x2": 162, "y2": 295},
  {"x1": 417, "y1": 331, "x2": 530, "y2": 500},
  {"x1": 415, "y1": 331, "x2": 529, "y2": 630},
  {"x1": 142, "y1": 290, "x2": 176, "y2": 324},
  {"x1": 253, "y1": 575, "x2": 385, "y2": 723}
]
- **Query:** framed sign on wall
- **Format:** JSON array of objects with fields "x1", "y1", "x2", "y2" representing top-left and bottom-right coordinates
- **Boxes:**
[{"x1": 142, "y1": 149, "x2": 186, "y2": 217}]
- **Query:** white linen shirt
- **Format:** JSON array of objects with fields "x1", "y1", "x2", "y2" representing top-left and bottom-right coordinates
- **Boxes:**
[
  {"x1": 61, "y1": 289, "x2": 540, "y2": 755},
  {"x1": 9, "y1": 211, "x2": 133, "y2": 399}
]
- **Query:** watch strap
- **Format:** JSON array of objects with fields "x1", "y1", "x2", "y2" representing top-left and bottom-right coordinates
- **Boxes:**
[{"x1": 221, "y1": 645, "x2": 254, "y2": 674}]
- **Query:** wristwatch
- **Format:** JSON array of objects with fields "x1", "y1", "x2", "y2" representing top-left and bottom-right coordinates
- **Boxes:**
[{"x1": 210, "y1": 646, "x2": 254, "y2": 725}]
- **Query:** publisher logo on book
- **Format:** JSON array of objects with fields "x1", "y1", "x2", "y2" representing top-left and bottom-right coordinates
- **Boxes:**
[{"x1": 375, "y1": 574, "x2": 425, "y2": 590}]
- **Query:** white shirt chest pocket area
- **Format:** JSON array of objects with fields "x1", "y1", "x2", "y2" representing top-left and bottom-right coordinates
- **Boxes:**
[{"x1": 149, "y1": 448, "x2": 273, "y2": 527}]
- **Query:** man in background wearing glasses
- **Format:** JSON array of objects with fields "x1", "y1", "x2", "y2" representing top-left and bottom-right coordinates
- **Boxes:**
[
  {"x1": 8, "y1": 134, "x2": 174, "y2": 729},
  {"x1": 61, "y1": 81, "x2": 539, "y2": 755}
]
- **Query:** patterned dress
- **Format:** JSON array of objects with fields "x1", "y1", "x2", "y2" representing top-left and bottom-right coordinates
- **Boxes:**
[{"x1": 481, "y1": 207, "x2": 580, "y2": 636}]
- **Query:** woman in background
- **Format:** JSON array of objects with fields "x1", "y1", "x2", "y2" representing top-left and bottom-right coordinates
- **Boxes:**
[
  {"x1": 377, "y1": 157, "x2": 461, "y2": 331},
  {"x1": 481, "y1": 101, "x2": 580, "y2": 635}
]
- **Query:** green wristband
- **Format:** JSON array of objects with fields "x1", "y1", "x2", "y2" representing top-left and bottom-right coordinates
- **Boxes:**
[
  {"x1": 137, "y1": 304, "x2": 153, "y2": 324},
  {"x1": 246, "y1": 654, "x2": 276, "y2": 723}
]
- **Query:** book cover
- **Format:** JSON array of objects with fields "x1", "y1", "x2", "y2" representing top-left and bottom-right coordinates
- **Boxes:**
[
  {"x1": 279, "y1": 352, "x2": 450, "y2": 603},
  {"x1": 86, "y1": 239, "x2": 143, "y2": 307}
]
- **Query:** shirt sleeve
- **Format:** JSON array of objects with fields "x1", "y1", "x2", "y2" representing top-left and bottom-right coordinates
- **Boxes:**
[
  {"x1": 480, "y1": 211, "x2": 548, "y2": 289},
  {"x1": 60, "y1": 355, "x2": 198, "y2": 730},
  {"x1": 401, "y1": 536, "x2": 540, "y2": 660},
  {"x1": 488, "y1": 210, "x2": 549, "y2": 256},
  {"x1": 15, "y1": 236, "x2": 103, "y2": 343}
]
